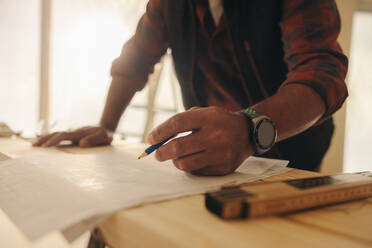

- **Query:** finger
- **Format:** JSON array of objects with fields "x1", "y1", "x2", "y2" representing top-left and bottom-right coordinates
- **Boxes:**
[
  {"x1": 172, "y1": 149, "x2": 227, "y2": 172},
  {"x1": 32, "y1": 133, "x2": 56, "y2": 146},
  {"x1": 79, "y1": 130, "x2": 111, "y2": 147},
  {"x1": 172, "y1": 151, "x2": 207, "y2": 172},
  {"x1": 147, "y1": 109, "x2": 205, "y2": 144},
  {"x1": 42, "y1": 132, "x2": 69, "y2": 147},
  {"x1": 42, "y1": 131, "x2": 84, "y2": 147},
  {"x1": 155, "y1": 131, "x2": 206, "y2": 161}
]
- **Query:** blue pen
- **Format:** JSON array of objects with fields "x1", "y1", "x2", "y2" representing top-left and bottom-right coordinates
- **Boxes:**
[{"x1": 138, "y1": 135, "x2": 175, "y2": 159}]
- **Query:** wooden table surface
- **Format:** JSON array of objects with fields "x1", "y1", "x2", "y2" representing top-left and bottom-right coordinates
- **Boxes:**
[{"x1": 1, "y1": 138, "x2": 371, "y2": 248}]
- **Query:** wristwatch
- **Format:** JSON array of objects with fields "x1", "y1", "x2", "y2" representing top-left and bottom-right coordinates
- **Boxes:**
[{"x1": 240, "y1": 108, "x2": 277, "y2": 154}]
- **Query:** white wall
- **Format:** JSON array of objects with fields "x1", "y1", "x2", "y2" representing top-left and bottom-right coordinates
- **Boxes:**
[{"x1": 321, "y1": 0, "x2": 357, "y2": 173}]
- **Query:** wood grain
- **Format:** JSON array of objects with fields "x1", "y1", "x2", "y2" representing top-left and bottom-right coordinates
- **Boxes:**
[
  {"x1": 99, "y1": 193, "x2": 370, "y2": 248},
  {"x1": 97, "y1": 169, "x2": 372, "y2": 248}
]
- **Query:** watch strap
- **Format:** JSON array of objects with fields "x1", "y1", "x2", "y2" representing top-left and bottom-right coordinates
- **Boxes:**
[{"x1": 240, "y1": 108, "x2": 261, "y2": 119}]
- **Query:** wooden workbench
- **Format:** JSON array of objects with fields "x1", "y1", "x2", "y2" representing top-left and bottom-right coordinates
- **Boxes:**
[{"x1": 1, "y1": 138, "x2": 371, "y2": 248}]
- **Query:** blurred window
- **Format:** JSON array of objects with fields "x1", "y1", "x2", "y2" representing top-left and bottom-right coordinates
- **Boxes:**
[
  {"x1": 0, "y1": 0, "x2": 40, "y2": 136},
  {"x1": 50, "y1": 0, "x2": 148, "y2": 138},
  {"x1": 1, "y1": 0, "x2": 181, "y2": 141}
]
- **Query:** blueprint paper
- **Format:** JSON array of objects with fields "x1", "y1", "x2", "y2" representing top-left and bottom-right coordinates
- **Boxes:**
[{"x1": 0, "y1": 145, "x2": 289, "y2": 241}]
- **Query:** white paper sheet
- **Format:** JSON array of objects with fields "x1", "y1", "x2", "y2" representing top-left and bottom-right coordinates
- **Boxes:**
[{"x1": 0, "y1": 145, "x2": 290, "y2": 241}]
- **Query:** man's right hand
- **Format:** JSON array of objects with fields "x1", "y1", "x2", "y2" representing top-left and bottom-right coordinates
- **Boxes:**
[{"x1": 32, "y1": 126, "x2": 113, "y2": 148}]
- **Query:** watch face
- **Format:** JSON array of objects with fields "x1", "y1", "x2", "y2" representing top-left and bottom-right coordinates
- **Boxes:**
[{"x1": 256, "y1": 119, "x2": 276, "y2": 149}]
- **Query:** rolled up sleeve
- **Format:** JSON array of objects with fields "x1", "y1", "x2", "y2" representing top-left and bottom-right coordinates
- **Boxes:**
[
  {"x1": 110, "y1": 0, "x2": 168, "y2": 91},
  {"x1": 279, "y1": 0, "x2": 348, "y2": 119}
]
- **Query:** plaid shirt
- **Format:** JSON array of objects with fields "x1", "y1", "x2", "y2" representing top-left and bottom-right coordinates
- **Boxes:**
[{"x1": 111, "y1": 0, "x2": 348, "y2": 119}]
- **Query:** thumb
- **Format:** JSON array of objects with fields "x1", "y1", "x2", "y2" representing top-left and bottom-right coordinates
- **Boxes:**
[{"x1": 79, "y1": 130, "x2": 112, "y2": 147}]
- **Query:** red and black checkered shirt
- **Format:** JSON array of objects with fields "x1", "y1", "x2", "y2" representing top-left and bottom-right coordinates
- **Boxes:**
[{"x1": 111, "y1": 0, "x2": 348, "y2": 119}]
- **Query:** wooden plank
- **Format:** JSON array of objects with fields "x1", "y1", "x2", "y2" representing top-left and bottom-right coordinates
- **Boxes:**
[
  {"x1": 99, "y1": 194, "x2": 368, "y2": 248},
  {"x1": 98, "y1": 169, "x2": 370, "y2": 247},
  {"x1": 0, "y1": 138, "x2": 33, "y2": 156},
  {"x1": 285, "y1": 197, "x2": 372, "y2": 245},
  {"x1": 0, "y1": 138, "x2": 61, "y2": 158}
]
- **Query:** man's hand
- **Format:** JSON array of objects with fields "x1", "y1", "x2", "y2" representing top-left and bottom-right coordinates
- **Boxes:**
[
  {"x1": 147, "y1": 107, "x2": 255, "y2": 176},
  {"x1": 32, "y1": 126, "x2": 113, "y2": 148}
]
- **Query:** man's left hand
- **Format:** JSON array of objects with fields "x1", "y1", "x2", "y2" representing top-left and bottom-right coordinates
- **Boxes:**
[{"x1": 147, "y1": 106, "x2": 255, "y2": 176}]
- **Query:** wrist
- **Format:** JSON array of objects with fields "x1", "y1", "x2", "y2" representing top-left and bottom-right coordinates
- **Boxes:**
[
  {"x1": 99, "y1": 123, "x2": 116, "y2": 139},
  {"x1": 236, "y1": 112, "x2": 257, "y2": 156},
  {"x1": 104, "y1": 129, "x2": 115, "y2": 139},
  {"x1": 239, "y1": 108, "x2": 277, "y2": 155}
]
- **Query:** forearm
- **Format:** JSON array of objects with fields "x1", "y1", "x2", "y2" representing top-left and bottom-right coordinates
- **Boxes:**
[
  {"x1": 272, "y1": 0, "x2": 347, "y2": 140},
  {"x1": 252, "y1": 84, "x2": 326, "y2": 142},
  {"x1": 100, "y1": 0, "x2": 167, "y2": 132},
  {"x1": 99, "y1": 77, "x2": 137, "y2": 131}
]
